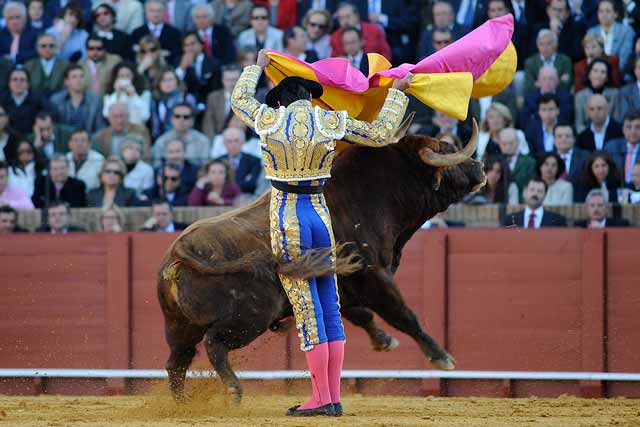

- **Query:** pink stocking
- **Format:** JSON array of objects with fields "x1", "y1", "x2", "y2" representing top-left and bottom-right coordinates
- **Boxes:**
[
  {"x1": 327, "y1": 340, "x2": 345, "y2": 403},
  {"x1": 298, "y1": 342, "x2": 332, "y2": 410}
]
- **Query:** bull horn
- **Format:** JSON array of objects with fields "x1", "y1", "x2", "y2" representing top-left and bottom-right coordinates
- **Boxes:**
[
  {"x1": 419, "y1": 118, "x2": 479, "y2": 167},
  {"x1": 392, "y1": 111, "x2": 415, "y2": 143}
]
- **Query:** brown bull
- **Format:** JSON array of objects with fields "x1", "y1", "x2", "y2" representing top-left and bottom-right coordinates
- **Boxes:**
[{"x1": 157, "y1": 121, "x2": 485, "y2": 401}]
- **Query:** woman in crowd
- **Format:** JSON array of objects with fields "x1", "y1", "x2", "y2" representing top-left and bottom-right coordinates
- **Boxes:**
[
  {"x1": 476, "y1": 102, "x2": 528, "y2": 160},
  {"x1": 135, "y1": 36, "x2": 168, "y2": 89},
  {"x1": 45, "y1": 3, "x2": 88, "y2": 61},
  {"x1": 103, "y1": 61, "x2": 152, "y2": 126},
  {"x1": 98, "y1": 205, "x2": 125, "y2": 232},
  {"x1": 464, "y1": 155, "x2": 518, "y2": 204},
  {"x1": 303, "y1": 9, "x2": 331, "y2": 60},
  {"x1": 150, "y1": 68, "x2": 197, "y2": 139},
  {"x1": 120, "y1": 138, "x2": 154, "y2": 196},
  {"x1": 575, "y1": 58, "x2": 619, "y2": 133},
  {"x1": 537, "y1": 152, "x2": 573, "y2": 205},
  {"x1": 187, "y1": 159, "x2": 240, "y2": 207},
  {"x1": 211, "y1": 0, "x2": 252, "y2": 38},
  {"x1": 87, "y1": 157, "x2": 138, "y2": 208},
  {"x1": 575, "y1": 150, "x2": 621, "y2": 203},
  {"x1": 574, "y1": 34, "x2": 621, "y2": 92},
  {"x1": 7, "y1": 139, "x2": 44, "y2": 197},
  {"x1": 586, "y1": 0, "x2": 635, "y2": 71}
]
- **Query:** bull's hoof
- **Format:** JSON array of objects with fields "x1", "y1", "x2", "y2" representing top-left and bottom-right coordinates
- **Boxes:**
[
  {"x1": 227, "y1": 386, "x2": 242, "y2": 405},
  {"x1": 430, "y1": 353, "x2": 456, "y2": 370},
  {"x1": 372, "y1": 335, "x2": 399, "y2": 352}
]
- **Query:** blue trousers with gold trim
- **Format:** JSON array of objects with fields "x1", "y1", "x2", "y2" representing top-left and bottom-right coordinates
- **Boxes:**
[{"x1": 269, "y1": 187, "x2": 345, "y2": 351}]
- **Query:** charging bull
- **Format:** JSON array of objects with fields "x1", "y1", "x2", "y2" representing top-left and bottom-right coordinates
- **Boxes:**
[{"x1": 158, "y1": 120, "x2": 485, "y2": 401}]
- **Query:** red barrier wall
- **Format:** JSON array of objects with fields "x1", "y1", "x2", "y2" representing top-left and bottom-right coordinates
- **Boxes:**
[{"x1": 0, "y1": 230, "x2": 639, "y2": 397}]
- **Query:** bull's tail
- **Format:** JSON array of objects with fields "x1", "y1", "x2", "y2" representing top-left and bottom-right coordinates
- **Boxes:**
[{"x1": 277, "y1": 243, "x2": 363, "y2": 279}]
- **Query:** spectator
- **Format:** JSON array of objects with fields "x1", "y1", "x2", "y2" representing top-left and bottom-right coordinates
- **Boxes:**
[
  {"x1": 468, "y1": 84, "x2": 518, "y2": 127},
  {"x1": 211, "y1": 0, "x2": 252, "y2": 38},
  {"x1": 618, "y1": 57, "x2": 640, "y2": 118},
  {"x1": 604, "y1": 109, "x2": 640, "y2": 186},
  {"x1": 0, "y1": 160, "x2": 33, "y2": 209},
  {"x1": 160, "y1": 139, "x2": 199, "y2": 191},
  {"x1": 302, "y1": 9, "x2": 331, "y2": 60},
  {"x1": 421, "y1": 210, "x2": 465, "y2": 229},
  {"x1": 0, "y1": 56, "x2": 12, "y2": 92},
  {"x1": 428, "y1": 110, "x2": 472, "y2": 143},
  {"x1": 8, "y1": 139, "x2": 43, "y2": 197},
  {"x1": 553, "y1": 123, "x2": 591, "y2": 190},
  {"x1": 188, "y1": 159, "x2": 240, "y2": 207},
  {"x1": 463, "y1": 154, "x2": 518, "y2": 204},
  {"x1": 574, "y1": 33, "x2": 622, "y2": 92},
  {"x1": 135, "y1": 35, "x2": 168, "y2": 88},
  {"x1": 94, "y1": 102, "x2": 152, "y2": 161},
  {"x1": 418, "y1": 1, "x2": 464, "y2": 58},
  {"x1": 87, "y1": 157, "x2": 137, "y2": 208},
  {"x1": 141, "y1": 164, "x2": 189, "y2": 207},
  {"x1": 28, "y1": 111, "x2": 72, "y2": 159},
  {"x1": 619, "y1": 163, "x2": 640, "y2": 203},
  {"x1": 45, "y1": 2, "x2": 88, "y2": 62},
  {"x1": 98, "y1": 204, "x2": 124, "y2": 232},
  {"x1": 23, "y1": 33, "x2": 68, "y2": 97},
  {"x1": 586, "y1": 0, "x2": 636, "y2": 71},
  {"x1": 341, "y1": 27, "x2": 368, "y2": 75},
  {"x1": 521, "y1": 65, "x2": 574, "y2": 127},
  {"x1": 103, "y1": 61, "x2": 152, "y2": 126},
  {"x1": 91, "y1": 3, "x2": 132, "y2": 61},
  {"x1": 131, "y1": 0, "x2": 182, "y2": 66},
  {"x1": 575, "y1": 150, "x2": 621, "y2": 202},
  {"x1": 191, "y1": 3, "x2": 236, "y2": 65},
  {"x1": 0, "y1": 67, "x2": 49, "y2": 136},
  {"x1": 101, "y1": 0, "x2": 144, "y2": 36},
  {"x1": 525, "y1": 93, "x2": 560, "y2": 158},
  {"x1": 575, "y1": 58, "x2": 619, "y2": 133},
  {"x1": 455, "y1": 0, "x2": 484, "y2": 33},
  {"x1": 36, "y1": 200, "x2": 85, "y2": 233},
  {"x1": 215, "y1": 127, "x2": 261, "y2": 195},
  {"x1": 577, "y1": 94, "x2": 622, "y2": 151},
  {"x1": 210, "y1": 112, "x2": 262, "y2": 159},
  {"x1": 477, "y1": 103, "x2": 528, "y2": 160},
  {"x1": 538, "y1": 152, "x2": 573, "y2": 205},
  {"x1": 575, "y1": 188, "x2": 629, "y2": 227},
  {"x1": 153, "y1": 103, "x2": 210, "y2": 167},
  {"x1": 0, "y1": 1, "x2": 38, "y2": 64},
  {"x1": 330, "y1": 3, "x2": 391, "y2": 61},
  {"x1": 163, "y1": 0, "x2": 195, "y2": 34},
  {"x1": 365, "y1": 0, "x2": 419, "y2": 64},
  {"x1": 238, "y1": 5, "x2": 283, "y2": 53},
  {"x1": 501, "y1": 177, "x2": 568, "y2": 227},
  {"x1": 43, "y1": 0, "x2": 92, "y2": 29},
  {"x1": 176, "y1": 31, "x2": 222, "y2": 110},
  {"x1": 530, "y1": 0, "x2": 586, "y2": 62},
  {"x1": 150, "y1": 68, "x2": 197, "y2": 140},
  {"x1": 498, "y1": 127, "x2": 537, "y2": 201},
  {"x1": 0, "y1": 104, "x2": 20, "y2": 162},
  {"x1": 141, "y1": 198, "x2": 188, "y2": 232},
  {"x1": 27, "y1": 0, "x2": 45, "y2": 33},
  {"x1": 66, "y1": 129, "x2": 104, "y2": 191},
  {"x1": 524, "y1": 29, "x2": 573, "y2": 94},
  {"x1": 80, "y1": 35, "x2": 122, "y2": 96},
  {"x1": 0, "y1": 205, "x2": 28, "y2": 232},
  {"x1": 203, "y1": 64, "x2": 241, "y2": 138},
  {"x1": 50, "y1": 64, "x2": 105, "y2": 134},
  {"x1": 120, "y1": 137, "x2": 153, "y2": 196},
  {"x1": 284, "y1": 25, "x2": 318, "y2": 63},
  {"x1": 32, "y1": 154, "x2": 86, "y2": 208},
  {"x1": 430, "y1": 27, "x2": 452, "y2": 53}
]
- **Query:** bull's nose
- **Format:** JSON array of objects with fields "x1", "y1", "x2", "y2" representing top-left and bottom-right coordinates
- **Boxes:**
[{"x1": 470, "y1": 170, "x2": 487, "y2": 193}]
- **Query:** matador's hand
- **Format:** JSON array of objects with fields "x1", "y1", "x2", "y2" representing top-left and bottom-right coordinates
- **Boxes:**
[
  {"x1": 392, "y1": 73, "x2": 413, "y2": 91},
  {"x1": 257, "y1": 49, "x2": 270, "y2": 69}
]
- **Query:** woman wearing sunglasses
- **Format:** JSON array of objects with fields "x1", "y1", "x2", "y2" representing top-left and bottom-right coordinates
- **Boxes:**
[
  {"x1": 302, "y1": 9, "x2": 332, "y2": 60},
  {"x1": 87, "y1": 156, "x2": 138, "y2": 207}
]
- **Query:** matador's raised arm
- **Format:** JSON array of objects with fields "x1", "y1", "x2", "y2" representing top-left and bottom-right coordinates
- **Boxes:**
[{"x1": 230, "y1": 65, "x2": 265, "y2": 130}]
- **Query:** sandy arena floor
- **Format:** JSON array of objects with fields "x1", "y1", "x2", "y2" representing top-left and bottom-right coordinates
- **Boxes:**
[{"x1": 1, "y1": 385, "x2": 639, "y2": 427}]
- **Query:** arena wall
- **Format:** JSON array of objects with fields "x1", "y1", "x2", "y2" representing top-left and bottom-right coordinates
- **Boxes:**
[{"x1": 0, "y1": 230, "x2": 638, "y2": 398}]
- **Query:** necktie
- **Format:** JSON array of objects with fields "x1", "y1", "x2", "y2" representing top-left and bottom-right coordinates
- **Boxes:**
[
  {"x1": 202, "y1": 31, "x2": 212, "y2": 56},
  {"x1": 153, "y1": 25, "x2": 161, "y2": 38},
  {"x1": 463, "y1": 0, "x2": 475, "y2": 28},
  {"x1": 560, "y1": 154, "x2": 568, "y2": 180},
  {"x1": 624, "y1": 145, "x2": 635, "y2": 183},
  {"x1": 527, "y1": 212, "x2": 536, "y2": 228},
  {"x1": 91, "y1": 61, "x2": 101, "y2": 94},
  {"x1": 10, "y1": 34, "x2": 19, "y2": 60}
]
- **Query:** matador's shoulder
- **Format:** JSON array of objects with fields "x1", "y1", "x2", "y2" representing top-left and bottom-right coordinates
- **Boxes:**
[
  {"x1": 254, "y1": 104, "x2": 286, "y2": 136},
  {"x1": 313, "y1": 106, "x2": 347, "y2": 140}
]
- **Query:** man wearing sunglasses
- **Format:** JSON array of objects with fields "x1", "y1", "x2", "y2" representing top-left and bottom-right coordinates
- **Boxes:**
[
  {"x1": 153, "y1": 103, "x2": 210, "y2": 167},
  {"x1": 141, "y1": 163, "x2": 189, "y2": 207},
  {"x1": 80, "y1": 35, "x2": 122, "y2": 96},
  {"x1": 24, "y1": 33, "x2": 68, "y2": 97},
  {"x1": 238, "y1": 5, "x2": 283, "y2": 52}
]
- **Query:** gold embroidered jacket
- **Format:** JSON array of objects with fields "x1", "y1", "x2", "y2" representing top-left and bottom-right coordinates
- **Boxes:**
[{"x1": 231, "y1": 65, "x2": 409, "y2": 182}]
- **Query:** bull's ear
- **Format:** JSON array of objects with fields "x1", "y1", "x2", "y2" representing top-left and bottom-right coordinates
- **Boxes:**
[{"x1": 392, "y1": 111, "x2": 415, "y2": 143}]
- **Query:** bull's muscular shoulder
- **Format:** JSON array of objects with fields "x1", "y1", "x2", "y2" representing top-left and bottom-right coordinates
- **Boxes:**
[{"x1": 314, "y1": 106, "x2": 347, "y2": 140}]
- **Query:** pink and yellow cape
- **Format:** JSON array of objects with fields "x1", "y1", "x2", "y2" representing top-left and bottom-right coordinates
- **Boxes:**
[{"x1": 263, "y1": 14, "x2": 517, "y2": 122}]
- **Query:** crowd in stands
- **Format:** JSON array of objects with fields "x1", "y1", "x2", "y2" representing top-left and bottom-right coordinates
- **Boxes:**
[{"x1": 0, "y1": 0, "x2": 638, "y2": 233}]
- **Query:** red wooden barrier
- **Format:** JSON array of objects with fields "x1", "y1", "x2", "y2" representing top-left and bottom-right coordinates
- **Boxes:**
[{"x1": 0, "y1": 230, "x2": 638, "y2": 397}]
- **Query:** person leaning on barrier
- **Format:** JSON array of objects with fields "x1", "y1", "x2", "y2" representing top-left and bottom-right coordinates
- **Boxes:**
[
  {"x1": 98, "y1": 204, "x2": 124, "y2": 232},
  {"x1": 141, "y1": 198, "x2": 189, "y2": 232},
  {"x1": 0, "y1": 205, "x2": 29, "y2": 233},
  {"x1": 574, "y1": 188, "x2": 630, "y2": 228},
  {"x1": 32, "y1": 153, "x2": 86, "y2": 208},
  {"x1": 501, "y1": 177, "x2": 568, "y2": 228},
  {"x1": 36, "y1": 200, "x2": 85, "y2": 233}
]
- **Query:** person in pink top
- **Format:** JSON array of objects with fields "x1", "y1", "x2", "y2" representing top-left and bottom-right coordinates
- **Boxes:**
[
  {"x1": 0, "y1": 161, "x2": 33, "y2": 209},
  {"x1": 187, "y1": 159, "x2": 240, "y2": 207}
]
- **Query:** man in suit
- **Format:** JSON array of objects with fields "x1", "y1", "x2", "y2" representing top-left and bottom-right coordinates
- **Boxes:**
[
  {"x1": 0, "y1": 2, "x2": 38, "y2": 64},
  {"x1": 330, "y1": 3, "x2": 391, "y2": 61},
  {"x1": 554, "y1": 123, "x2": 590, "y2": 190},
  {"x1": 499, "y1": 127, "x2": 537, "y2": 200},
  {"x1": 0, "y1": 67, "x2": 50, "y2": 136},
  {"x1": 142, "y1": 199, "x2": 188, "y2": 232},
  {"x1": 80, "y1": 35, "x2": 122, "y2": 96},
  {"x1": 176, "y1": 31, "x2": 222, "y2": 108},
  {"x1": 237, "y1": 5, "x2": 284, "y2": 52},
  {"x1": 528, "y1": 0, "x2": 586, "y2": 62},
  {"x1": 140, "y1": 164, "x2": 190, "y2": 207},
  {"x1": 153, "y1": 103, "x2": 210, "y2": 167},
  {"x1": 43, "y1": 0, "x2": 92, "y2": 30},
  {"x1": 215, "y1": 127, "x2": 261, "y2": 195},
  {"x1": 284, "y1": 25, "x2": 319, "y2": 63},
  {"x1": 192, "y1": 3, "x2": 236, "y2": 65},
  {"x1": 604, "y1": 109, "x2": 640, "y2": 187},
  {"x1": 93, "y1": 102, "x2": 152, "y2": 161},
  {"x1": 525, "y1": 93, "x2": 560, "y2": 158},
  {"x1": 27, "y1": 112, "x2": 73, "y2": 159},
  {"x1": 340, "y1": 27, "x2": 369, "y2": 76},
  {"x1": 202, "y1": 65, "x2": 240, "y2": 139},
  {"x1": 574, "y1": 188, "x2": 630, "y2": 228},
  {"x1": 502, "y1": 177, "x2": 568, "y2": 227},
  {"x1": 91, "y1": 3, "x2": 133, "y2": 61},
  {"x1": 24, "y1": 34, "x2": 68, "y2": 97},
  {"x1": 577, "y1": 94, "x2": 623, "y2": 151},
  {"x1": 131, "y1": 0, "x2": 182, "y2": 66},
  {"x1": 36, "y1": 201, "x2": 86, "y2": 233},
  {"x1": 164, "y1": 0, "x2": 195, "y2": 33},
  {"x1": 418, "y1": 1, "x2": 465, "y2": 59},
  {"x1": 0, "y1": 205, "x2": 29, "y2": 233},
  {"x1": 50, "y1": 65, "x2": 104, "y2": 134},
  {"x1": 524, "y1": 29, "x2": 573, "y2": 94},
  {"x1": 521, "y1": 65, "x2": 573, "y2": 127},
  {"x1": 32, "y1": 154, "x2": 86, "y2": 208},
  {"x1": 161, "y1": 139, "x2": 199, "y2": 192}
]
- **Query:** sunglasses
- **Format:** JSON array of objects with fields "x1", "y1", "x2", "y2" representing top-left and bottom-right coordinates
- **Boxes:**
[
  {"x1": 104, "y1": 169, "x2": 123, "y2": 176},
  {"x1": 434, "y1": 39, "x2": 451, "y2": 45},
  {"x1": 164, "y1": 176, "x2": 180, "y2": 182},
  {"x1": 38, "y1": 44, "x2": 55, "y2": 48},
  {"x1": 251, "y1": 15, "x2": 268, "y2": 20},
  {"x1": 173, "y1": 114, "x2": 192, "y2": 120},
  {"x1": 308, "y1": 22, "x2": 327, "y2": 29}
]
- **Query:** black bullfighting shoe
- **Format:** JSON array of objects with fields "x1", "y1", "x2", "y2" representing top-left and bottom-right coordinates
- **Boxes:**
[
  {"x1": 285, "y1": 403, "x2": 336, "y2": 416},
  {"x1": 333, "y1": 402, "x2": 343, "y2": 416}
]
